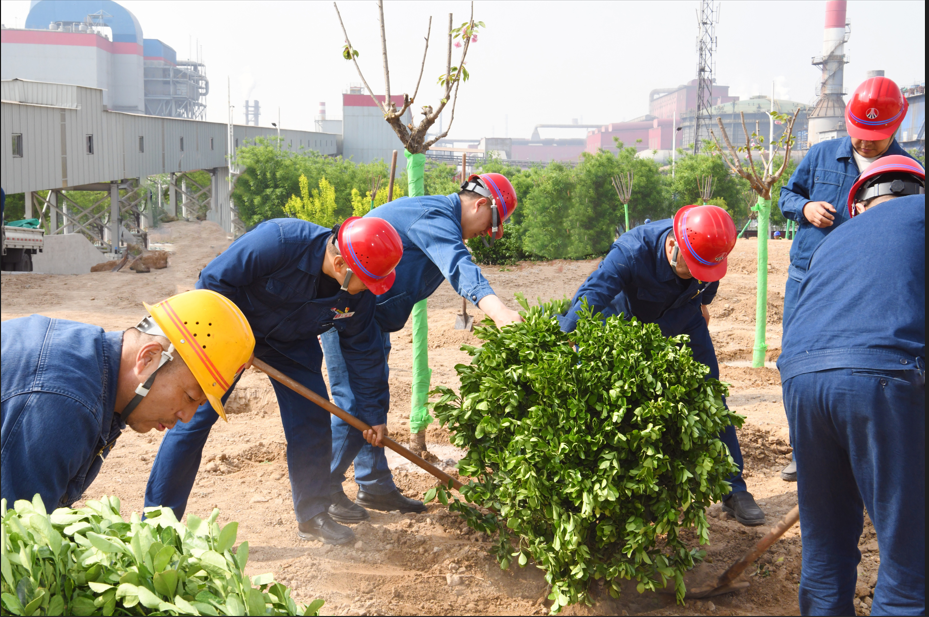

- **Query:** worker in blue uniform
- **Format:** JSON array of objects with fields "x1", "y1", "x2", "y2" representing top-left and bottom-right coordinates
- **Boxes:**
[
  {"x1": 557, "y1": 204, "x2": 765, "y2": 526},
  {"x1": 776, "y1": 75, "x2": 915, "y2": 482},
  {"x1": 1, "y1": 290, "x2": 255, "y2": 509},
  {"x1": 778, "y1": 156, "x2": 925, "y2": 615},
  {"x1": 321, "y1": 173, "x2": 523, "y2": 524},
  {"x1": 145, "y1": 217, "x2": 404, "y2": 545}
]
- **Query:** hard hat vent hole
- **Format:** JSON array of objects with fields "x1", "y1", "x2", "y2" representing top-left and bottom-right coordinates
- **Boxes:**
[
  {"x1": 207, "y1": 333, "x2": 211, "y2": 337},
  {"x1": 202, "y1": 345, "x2": 207, "y2": 349}
]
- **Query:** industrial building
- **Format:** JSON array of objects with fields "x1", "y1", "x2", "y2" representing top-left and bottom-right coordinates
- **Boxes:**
[
  {"x1": 897, "y1": 83, "x2": 925, "y2": 154},
  {"x1": 341, "y1": 87, "x2": 411, "y2": 164},
  {"x1": 1, "y1": 78, "x2": 338, "y2": 273},
  {"x1": 1, "y1": 0, "x2": 207, "y2": 119}
]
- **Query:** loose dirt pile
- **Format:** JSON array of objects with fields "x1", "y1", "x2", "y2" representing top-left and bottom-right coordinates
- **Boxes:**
[{"x1": 1, "y1": 225, "x2": 881, "y2": 616}]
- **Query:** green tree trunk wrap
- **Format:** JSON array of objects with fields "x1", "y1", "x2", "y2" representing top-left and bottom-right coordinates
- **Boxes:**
[
  {"x1": 624, "y1": 203, "x2": 630, "y2": 234},
  {"x1": 752, "y1": 197, "x2": 771, "y2": 367},
  {"x1": 410, "y1": 299, "x2": 434, "y2": 433},
  {"x1": 405, "y1": 149, "x2": 432, "y2": 433},
  {"x1": 404, "y1": 150, "x2": 426, "y2": 198}
]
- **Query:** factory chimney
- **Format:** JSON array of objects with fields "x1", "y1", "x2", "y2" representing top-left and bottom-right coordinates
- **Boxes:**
[{"x1": 808, "y1": 0, "x2": 850, "y2": 146}]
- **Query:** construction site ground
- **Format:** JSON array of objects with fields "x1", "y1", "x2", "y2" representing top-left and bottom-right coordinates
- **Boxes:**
[{"x1": 0, "y1": 220, "x2": 882, "y2": 616}]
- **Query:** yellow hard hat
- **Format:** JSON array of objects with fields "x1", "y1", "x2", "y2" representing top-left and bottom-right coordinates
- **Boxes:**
[{"x1": 142, "y1": 289, "x2": 255, "y2": 421}]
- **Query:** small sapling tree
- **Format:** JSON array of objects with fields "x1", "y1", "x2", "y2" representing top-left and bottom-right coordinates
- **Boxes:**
[{"x1": 709, "y1": 109, "x2": 799, "y2": 367}]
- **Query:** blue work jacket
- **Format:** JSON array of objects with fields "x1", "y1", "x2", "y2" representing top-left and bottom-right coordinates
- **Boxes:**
[
  {"x1": 558, "y1": 220, "x2": 717, "y2": 334},
  {"x1": 365, "y1": 194, "x2": 496, "y2": 333},
  {"x1": 197, "y1": 218, "x2": 389, "y2": 425},
  {"x1": 1, "y1": 316, "x2": 125, "y2": 508},
  {"x1": 778, "y1": 136, "x2": 913, "y2": 276},
  {"x1": 778, "y1": 195, "x2": 925, "y2": 381}
]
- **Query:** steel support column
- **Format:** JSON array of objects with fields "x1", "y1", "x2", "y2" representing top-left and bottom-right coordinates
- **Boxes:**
[{"x1": 110, "y1": 182, "x2": 120, "y2": 252}]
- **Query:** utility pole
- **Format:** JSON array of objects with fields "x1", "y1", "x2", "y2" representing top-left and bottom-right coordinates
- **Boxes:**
[{"x1": 693, "y1": 0, "x2": 719, "y2": 155}]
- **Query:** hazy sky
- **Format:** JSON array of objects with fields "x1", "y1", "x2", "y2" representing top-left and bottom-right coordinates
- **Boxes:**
[{"x1": 2, "y1": 1, "x2": 924, "y2": 140}]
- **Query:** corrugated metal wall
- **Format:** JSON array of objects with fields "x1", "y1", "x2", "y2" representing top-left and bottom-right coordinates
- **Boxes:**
[
  {"x1": 2, "y1": 80, "x2": 341, "y2": 234},
  {"x1": 342, "y1": 105, "x2": 411, "y2": 164}
]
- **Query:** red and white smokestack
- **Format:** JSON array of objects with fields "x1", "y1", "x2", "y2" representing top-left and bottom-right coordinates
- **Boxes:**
[
  {"x1": 319, "y1": 102, "x2": 326, "y2": 121},
  {"x1": 821, "y1": 0, "x2": 847, "y2": 96}
]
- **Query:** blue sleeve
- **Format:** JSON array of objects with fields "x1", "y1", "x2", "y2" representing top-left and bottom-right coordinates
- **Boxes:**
[
  {"x1": 1, "y1": 393, "x2": 99, "y2": 509},
  {"x1": 196, "y1": 222, "x2": 288, "y2": 297},
  {"x1": 702, "y1": 281, "x2": 719, "y2": 305},
  {"x1": 778, "y1": 154, "x2": 814, "y2": 223},
  {"x1": 337, "y1": 295, "x2": 389, "y2": 426},
  {"x1": 558, "y1": 245, "x2": 635, "y2": 333},
  {"x1": 406, "y1": 210, "x2": 496, "y2": 306}
]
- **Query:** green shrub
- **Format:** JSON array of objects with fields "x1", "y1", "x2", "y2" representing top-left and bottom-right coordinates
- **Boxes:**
[
  {"x1": 465, "y1": 232, "x2": 530, "y2": 266},
  {"x1": 429, "y1": 296, "x2": 743, "y2": 613},
  {"x1": 0, "y1": 495, "x2": 322, "y2": 616}
]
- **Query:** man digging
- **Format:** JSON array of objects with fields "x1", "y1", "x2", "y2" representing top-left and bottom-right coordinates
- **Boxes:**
[
  {"x1": 321, "y1": 173, "x2": 525, "y2": 525},
  {"x1": 1, "y1": 290, "x2": 255, "y2": 509},
  {"x1": 557, "y1": 204, "x2": 765, "y2": 526},
  {"x1": 145, "y1": 217, "x2": 404, "y2": 545},
  {"x1": 778, "y1": 156, "x2": 925, "y2": 615}
]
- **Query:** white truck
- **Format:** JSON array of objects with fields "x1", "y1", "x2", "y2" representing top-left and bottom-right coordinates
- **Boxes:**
[{"x1": 1, "y1": 224, "x2": 44, "y2": 271}]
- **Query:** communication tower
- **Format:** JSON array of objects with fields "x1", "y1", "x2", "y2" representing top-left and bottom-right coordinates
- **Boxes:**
[{"x1": 693, "y1": 0, "x2": 719, "y2": 154}]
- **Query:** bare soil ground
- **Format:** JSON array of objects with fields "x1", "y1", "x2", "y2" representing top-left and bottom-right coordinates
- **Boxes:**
[{"x1": 1, "y1": 221, "x2": 881, "y2": 616}]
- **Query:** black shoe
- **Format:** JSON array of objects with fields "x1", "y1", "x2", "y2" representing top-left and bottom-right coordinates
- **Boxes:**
[
  {"x1": 722, "y1": 491, "x2": 766, "y2": 527},
  {"x1": 328, "y1": 491, "x2": 370, "y2": 523},
  {"x1": 780, "y1": 460, "x2": 797, "y2": 482},
  {"x1": 355, "y1": 488, "x2": 427, "y2": 514},
  {"x1": 297, "y1": 513, "x2": 356, "y2": 545}
]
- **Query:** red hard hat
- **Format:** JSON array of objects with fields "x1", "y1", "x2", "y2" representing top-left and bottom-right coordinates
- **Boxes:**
[
  {"x1": 337, "y1": 216, "x2": 403, "y2": 295},
  {"x1": 847, "y1": 155, "x2": 925, "y2": 218},
  {"x1": 462, "y1": 173, "x2": 518, "y2": 239},
  {"x1": 845, "y1": 76, "x2": 909, "y2": 140},
  {"x1": 672, "y1": 205, "x2": 737, "y2": 283}
]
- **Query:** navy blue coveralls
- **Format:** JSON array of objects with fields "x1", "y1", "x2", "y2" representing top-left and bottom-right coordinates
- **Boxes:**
[
  {"x1": 557, "y1": 220, "x2": 746, "y2": 495},
  {"x1": 321, "y1": 193, "x2": 499, "y2": 496},
  {"x1": 777, "y1": 136, "x2": 913, "y2": 325},
  {"x1": 1, "y1": 317, "x2": 125, "y2": 508},
  {"x1": 145, "y1": 219, "x2": 389, "y2": 523},
  {"x1": 778, "y1": 196, "x2": 925, "y2": 616}
]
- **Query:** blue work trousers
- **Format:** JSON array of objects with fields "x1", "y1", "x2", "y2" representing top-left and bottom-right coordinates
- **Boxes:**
[
  {"x1": 320, "y1": 328, "x2": 396, "y2": 496},
  {"x1": 657, "y1": 308, "x2": 746, "y2": 495},
  {"x1": 783, "y1": 368, "x2": 925, "y2": 616},
  {"x1": 145, "y1": 351, "x2": 334, "y2": 523}
]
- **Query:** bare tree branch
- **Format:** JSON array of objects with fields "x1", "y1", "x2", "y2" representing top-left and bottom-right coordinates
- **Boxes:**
[
  {"x1": 739, "y1": 112, "x2": 763, "y2": 185},
  {"x1": 333, "y1": 2, "x2": 387, "y2": 114},
  {"x1": 424, "y1": 68, "x2": 464, "y2": 149},
  {"x1": 429, "y1": 3, "x2": 473, "y2": 123},
  {"x1": 711, "y1": 121, "x2": 747, "y2": 177},
  {"x1": 377, "y1": 0, "x2": 391, "y2": 110},
  {"x1": 445, "y1": 13, "x2": 453, "y2": 92},
  {"x1": 396, "y1": 17, "x2": 432, "y2": 118},
  {"x1": 769, "y1": 109, "x2": 801, "y2": 185}
]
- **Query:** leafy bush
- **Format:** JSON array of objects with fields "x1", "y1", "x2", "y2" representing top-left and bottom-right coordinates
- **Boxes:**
[
  {"x1": 465, "y1": 231, "x2": 530, "y2": 266},
  {"x1": 0, "y1": 495, "x2": 322, "y2": 616},
  {"x1": 429, "y1": 296, "x2": 743, "y2": 613}
]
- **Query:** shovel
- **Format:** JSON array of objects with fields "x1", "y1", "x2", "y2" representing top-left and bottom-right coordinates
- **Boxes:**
[
  {"x1": 454, "y1": 297, "x2": 474, "y2": 331},
  {"x1": 253, "y1": 359, "x2": 463, "y2": 492},
  {"x1": 661, "y1": 504, "x2": 800, "y2": 599}
]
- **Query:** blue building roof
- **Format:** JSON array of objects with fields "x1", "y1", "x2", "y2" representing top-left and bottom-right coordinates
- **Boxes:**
[
  {"x1": 143, "y1": 39, "x2": 177, "y2": 65},
  {"x1": 26, "y1": 0, "x2": 143, "y2": 45}
]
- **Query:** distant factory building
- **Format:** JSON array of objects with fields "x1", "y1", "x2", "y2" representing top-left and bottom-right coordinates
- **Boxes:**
[
  {"x1": 1, "y1": 0, "x2": 207, "y2": 119},
  {"x1": 341, "y1": 87, "x2": 411, "y2": 164},
  {"x1": 648, "y1": 79, "x2": 739, "y2": 120},
  {"x1": 897, "y1": 83, "x2": 925, "y2": 154},
  {"x1": 678, "y1": 96, "x2": 811, "y2": 153}
]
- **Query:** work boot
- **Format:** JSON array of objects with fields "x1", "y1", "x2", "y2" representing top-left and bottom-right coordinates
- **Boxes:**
[
  {"x1": 780, "y1": 459, "x2": 797, "y2": 482},
  {"x1": 297, "y1": 513, "x2": 355, "y2": 545},
  {"x1": 328, "y1": 491, "x2": 370, "y2": 524},
  {"x1": 722, "y1": 491, "x2": 766, "y2": 527},
  {"x1": 355, "y1": 489, "x2": 427, "y2": 514}
]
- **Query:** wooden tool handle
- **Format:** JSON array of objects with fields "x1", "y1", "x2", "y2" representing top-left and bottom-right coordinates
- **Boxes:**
[
  {"x1": 714, "y1": 504, "x2": 800, "y2": 588},
  {"x1": 253, "y1": 359, "x2": 464, "y2": 492}
]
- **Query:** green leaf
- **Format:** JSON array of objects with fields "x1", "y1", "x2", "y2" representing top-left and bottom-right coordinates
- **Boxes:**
[
  {"x1": 153, "y1": 569, "x2": 179, "y2": 598},
  {"x1": 197, "y1": 551, "x2": 229, "y2": 577},
  {"x1": 304, "y1": 598, "x2": 326, "y2": 615},
  {"x1": 136, "y1": 585, "x2": 163, "y2": 609},
  {"x1": 224, "y1": 594, "x2": 245, "y2": 616},
  {"x1": 423, "y1": 488, "x2": 437, "y2": 503},
  {"x1": 46, "y1": 595, "x2": 65, "y2": 616},
  {"x1": 154, "y1": 544, "x2": 176, "y2": 572},
  {"x1": 86, "y1": 532, "x2": 127, "y2": 555},
  {"x1": 235, "y1": 541, "x2": 250, "y2": 571},
  {"x1": 215, "y1": 522, "x2": 238, "y2": 554},
  {"x1": 246, "y1": 588, "x2": 266, "y2": 616},
  {"x1": 87, "y1": 581, "x2": 114, "y2": 593}
]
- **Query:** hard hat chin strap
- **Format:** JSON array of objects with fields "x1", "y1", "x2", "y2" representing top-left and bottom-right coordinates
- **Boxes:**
[
  {"x1": 341, "y1": 269, "x2": 354, "y2": 291},
  {"x1": 121, "y1": 343, "x2": 175, "y2": 421}
]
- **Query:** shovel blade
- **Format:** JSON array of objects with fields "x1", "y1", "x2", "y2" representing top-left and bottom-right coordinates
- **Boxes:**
[
  {"x1": 454, "y1": 313, "x2": 474, "y2": 331},
  {"x1": 655, "y1": 563, "x2": 751, "y2": 599}
]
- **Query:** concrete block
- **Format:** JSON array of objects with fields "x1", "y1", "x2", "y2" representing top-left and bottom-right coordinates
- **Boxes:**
[{"x1": 32, "y1": 234, "x2": 108, "y2": 275}]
